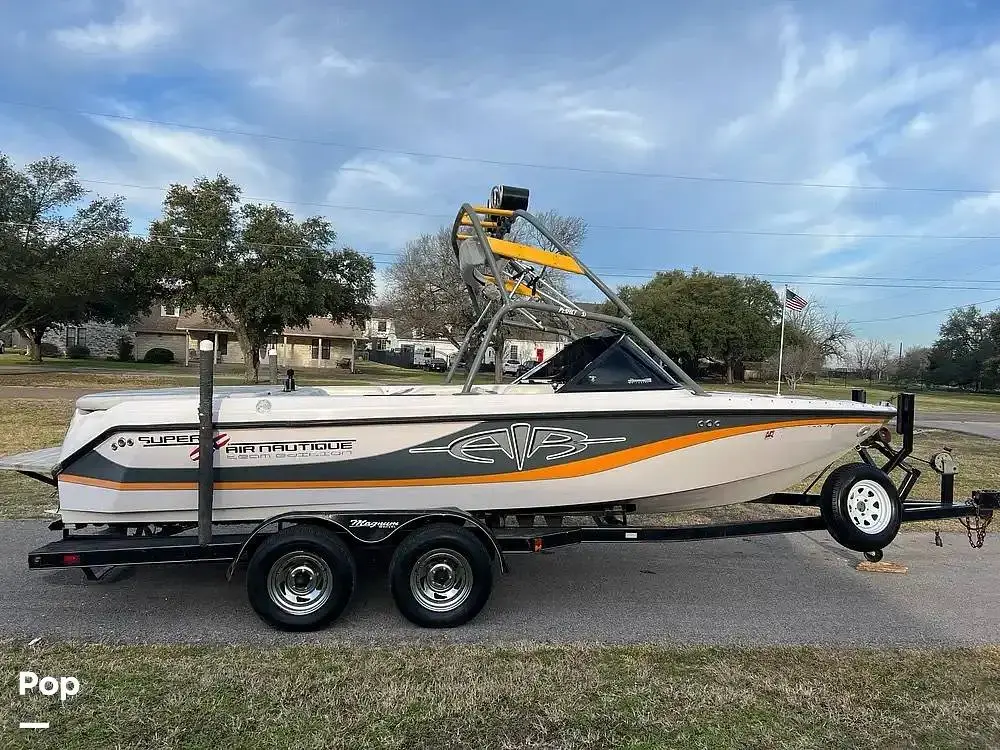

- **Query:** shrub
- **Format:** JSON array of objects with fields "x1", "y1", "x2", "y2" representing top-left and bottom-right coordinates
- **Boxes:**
[
  {"x1": 66, "y1": 344, "x2": 91, "y2": 359},
  {"x1": 142, "y1": 347, "x2": 175, "y2": 364},
  {"x1": 39, "y1": 342, "x2": 61, "y2": 357},
  {"x1": 116, "y1": 335, "x2": 135, "y2": 362}
]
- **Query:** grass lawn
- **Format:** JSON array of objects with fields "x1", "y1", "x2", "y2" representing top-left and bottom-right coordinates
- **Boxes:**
[
  {"x1": 0, "y1": 399, "x2": 74, "y2": 519},
  {"x1": 0, "y1": 359, "x2": 493, "y2": 390},
  {"x1": 713, "y1": 379, "x2": 1000, "y2": 413},
  {"x1": 3, "y1": 641, "x2": 998, "y2": 749}
]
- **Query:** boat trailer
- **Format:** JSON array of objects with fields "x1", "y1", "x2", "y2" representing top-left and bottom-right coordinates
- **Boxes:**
[{"x1": 22, "y1": 366, "x2": 999, "y2": 630}]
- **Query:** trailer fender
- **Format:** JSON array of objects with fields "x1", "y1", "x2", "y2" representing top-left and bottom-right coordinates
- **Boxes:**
[{"x1": 225, "y1": 509, "x2": 506, "y2": 580}]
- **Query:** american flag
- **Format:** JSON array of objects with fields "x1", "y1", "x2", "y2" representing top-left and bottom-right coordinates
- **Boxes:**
[{"x1": 785, "y1": 288, "x2": 808, "y2": 311}]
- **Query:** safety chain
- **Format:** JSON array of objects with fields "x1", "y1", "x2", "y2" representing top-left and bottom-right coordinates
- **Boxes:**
[{"x1": 962, "y1": 490, "x2": 998, "y2": 549}]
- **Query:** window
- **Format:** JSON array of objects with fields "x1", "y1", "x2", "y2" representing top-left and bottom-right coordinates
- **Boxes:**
[
  {"x1": 377, "y1": 320, "x2": 387, "y2": 333},
  {"x1": 217, "y1": 334, "x2": 228, "y2": 357},
  {"x1": 527, "y1": 332, "x2": 679, "y2": 392},
  {"x1": 373, "y1": 338, "x2": 388, "y2": 351},
  {"x1": 508, "y1": 344, "x2": 518, "y2": 360},
  {"x1": 160, "y1": 306, "x2": 181, "y2": 317},
  {"x1": 562, "y1": 340, "x2": 678, "y2": 393},
  {"x1": 312, "y1": 339, "x2": 331, "y2": 360},
  {"x1": 65, "y1": 327, "x2": 86, "y2": 348}
]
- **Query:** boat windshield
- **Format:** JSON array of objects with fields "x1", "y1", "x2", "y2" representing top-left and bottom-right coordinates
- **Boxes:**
[{"x1": 517, "y1": 330, "x2": 681, "y2": 392}]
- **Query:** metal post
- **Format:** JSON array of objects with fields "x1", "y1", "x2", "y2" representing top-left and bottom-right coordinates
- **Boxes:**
[
  {"x1": 941, "y1": 472, "x2": 954, "y2": 506},
  {"x1": 197, "y1": 339, "x2": 215, "y2": 546},
  {"x1": 776, "y1": 285, "x2": 787, "y2": 396},
  {"x1": 268, "y1": 347, "x2": 278, "y2": 385},
  {"x1": 897, "y1": 392, "x2": 915, "y2": 457}
]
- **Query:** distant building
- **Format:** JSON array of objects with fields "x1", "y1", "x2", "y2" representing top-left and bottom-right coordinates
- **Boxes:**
[{"x1": 130, "y1": 305, "x2": 366, "y2": 368}]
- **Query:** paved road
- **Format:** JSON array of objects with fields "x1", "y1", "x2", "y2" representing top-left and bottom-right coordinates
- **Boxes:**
[
  {"x1": 1, "y1": 521, "x2": 996, "y2": 646},
  {"x1": 916, "y1": 411, "x2": 1000, "y2": 440}
]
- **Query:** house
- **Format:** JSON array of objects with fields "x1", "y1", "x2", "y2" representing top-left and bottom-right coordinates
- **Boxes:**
[
  {"x1": 11, "y1": 321, "x2": 130, "y2": 358},
  {"x1": 133, "y1": 304, "x2": 187, "y2": 362},
  {"x1": 131, "y1": 305, "x2": 366, "y2": 368},
  {"x1": 365, "y1": 313, "x2": 570, "y2": 367}
]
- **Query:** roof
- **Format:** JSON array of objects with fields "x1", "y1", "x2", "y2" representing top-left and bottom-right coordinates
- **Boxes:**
[
  {"x1": 177, "y1": 310, "x2": 232, "y2": 333},
  {"x1": 285, "y1": 317, "x2": 365, "y2": 339},
  {"x1": 132, "y1": 307, "x2": 185, "y2": 334},
  {"x1": 177, "y1": 308, "x2": 365, "y2": 339}
]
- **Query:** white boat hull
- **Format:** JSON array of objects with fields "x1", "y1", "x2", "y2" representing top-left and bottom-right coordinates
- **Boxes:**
[{"x1": 46, "y1": 387, "x2": 894, "y2": 524}]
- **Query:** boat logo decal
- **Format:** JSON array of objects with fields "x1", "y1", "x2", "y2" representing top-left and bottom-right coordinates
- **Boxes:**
[
  {"x1": 222, "y1": 439, "x2": 356, "y2": 461},
  {"x1": 190, "y1": 434, "x2": 230, "y2": 461},
  {"x1": 764, "y1": 430, "x2": 775, "y2": 440},
  {"x1": 409, "y1": 423, "x2": 626, "y2": 470},
  {"x1": 348, "y1": 519, "x2": 400, "y2": 529}
]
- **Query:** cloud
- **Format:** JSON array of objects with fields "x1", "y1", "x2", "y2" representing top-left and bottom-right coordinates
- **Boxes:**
[
  {"x1": 51, "y1": 0, "x2": 173, "y2": 55},
  {"x1": 8, "y1": 0, "x2": 1000, "y2": 344},
  {"x1": 322, "y1": 154, "x2": 476, "y2": 251},
  {"x1": 95, "y1": 118, "x2": 268, "y2": 178}
]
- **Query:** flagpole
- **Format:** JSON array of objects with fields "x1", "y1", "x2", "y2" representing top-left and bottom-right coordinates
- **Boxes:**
[{"x1": 776, "y1": 285, "x2": 787, "y2": 396}]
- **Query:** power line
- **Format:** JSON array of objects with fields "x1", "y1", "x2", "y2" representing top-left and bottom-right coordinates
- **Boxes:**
[
  {"x1": 845, "y1": 296, "x2": 1000, "y2": 324},
  {"x1": 4, "y1": 98, "x2": 999, "y2": 196},
  {"x1": 52, "y1": 177, "x2": 1000, "y2": 242},
  {"x1": 7, "y1": 219, "x2": 1000, "y2": 291}
]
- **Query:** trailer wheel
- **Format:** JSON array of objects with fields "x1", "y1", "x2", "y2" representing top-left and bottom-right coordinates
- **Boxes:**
[
  {"x1": 389, "y1": 523, "x2": 493, "y2": 628},
  {"x1": 820, "y1": 463, "x2": 901, "y2": 553},
  {"x1": 246, "y1": 525, "x2": 356, "y2": 632}
]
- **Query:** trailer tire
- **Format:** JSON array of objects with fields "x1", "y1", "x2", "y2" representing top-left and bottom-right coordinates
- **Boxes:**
[
  {"x1": 820, "y1": 463, "x2": 901, "y2": 553},
  {"x1": 246, "y1": 525, "x2": 356, "y2": 632},
  {"x1": 389, "y1": 523, "x2": 493, "y2": 628}
]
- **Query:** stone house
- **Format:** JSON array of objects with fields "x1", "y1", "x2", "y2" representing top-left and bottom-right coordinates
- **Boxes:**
[{"x1": 14, "y1": 321, "x2": 131, "y2": 359}]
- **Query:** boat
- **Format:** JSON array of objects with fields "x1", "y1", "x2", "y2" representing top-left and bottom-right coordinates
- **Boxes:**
[{"x1": 1, "y1": 184, "x2": 896, "y2": 529}]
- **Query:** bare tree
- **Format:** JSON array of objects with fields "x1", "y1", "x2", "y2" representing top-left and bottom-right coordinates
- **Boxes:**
[
  {"x1": 381, "y1": 228, "x2": 472, "y2": 349},
  {"x1": 848, "y1": 339, "x2": 895, "y2": 382},
  {"x1": 769, "y1": 302, "x2": 854, "y2": 391},
  {"x1": 381, "y1": 210, "x2": 588, "y2": 381},
  {"x1": 871, "y1": 340, "x2": 894, "y2": 381}
]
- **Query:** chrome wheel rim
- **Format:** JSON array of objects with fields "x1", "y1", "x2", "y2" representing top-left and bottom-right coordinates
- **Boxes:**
[
  {"x1": 409, "y1": 548, "x2": 473, "y2": 612},
  {"x1": 847, "y1": 480, "x2": 893, "y2": 535},
  {"x1": 267, "y1": 551, "x2": 333, "y2": 616}
]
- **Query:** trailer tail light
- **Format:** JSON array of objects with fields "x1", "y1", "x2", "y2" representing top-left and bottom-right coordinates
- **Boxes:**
[
  {"x1": 532, "y1": 538, "x2": 543, "y2": 553},
  {"x1": 62, "y1": 554, "x2": 81, "y2": 566}
]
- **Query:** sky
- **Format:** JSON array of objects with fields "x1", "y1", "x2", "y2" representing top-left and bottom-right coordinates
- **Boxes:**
[{"x1": 3, "y1": 0, "x2": 1000, "y2": 347}]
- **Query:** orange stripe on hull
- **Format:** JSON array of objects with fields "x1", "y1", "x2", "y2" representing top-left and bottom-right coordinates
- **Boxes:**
[{"x1": 58, "y1": 416, "x2": 885, "y2": 492}]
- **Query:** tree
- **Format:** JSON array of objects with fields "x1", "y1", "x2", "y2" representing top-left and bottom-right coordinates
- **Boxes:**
[
  {"x1": 895, "y1": 345, "x2": 930, "y2": 385},
  {"x1": 0, "y1": 154, "x2": 159, "y2": 361},
  {"x1": 381, "y1": 208, "x2": 588, "y2": 382},
  {"x1": 147, "y1": 175, "x2": 375, "y2": 383},
  {"x1": 613, "y1": 270, "x2": 780, "y2": 381},
  {"x1": 769, "y1": 302, "x2": 853, "y2": 391},
  {"x1": 847, "y1": 339, "x2": 893, "y2": 382},
  {"x1": 714, "y1": 276, "x2": 781, "y2": 383},
  {"x1": 382, "y1": 228, "x2": 474, "y2": 349},
  {"x1": 925, "y1": 306, "x2": 994, "y2": 391}
]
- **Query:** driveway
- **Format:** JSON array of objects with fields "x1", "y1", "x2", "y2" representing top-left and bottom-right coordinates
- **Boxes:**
[{"x1": 1, "y1": 521, "x2": 996, "y2": 646}]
